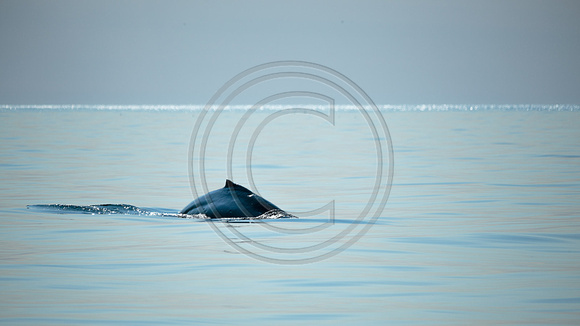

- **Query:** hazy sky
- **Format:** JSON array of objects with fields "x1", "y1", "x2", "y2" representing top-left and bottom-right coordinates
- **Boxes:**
[{"x1": 1, "y1": 0, "x2": 579, "y2": 105}]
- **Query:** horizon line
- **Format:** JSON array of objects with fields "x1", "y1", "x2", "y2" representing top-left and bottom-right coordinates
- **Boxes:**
[{"x1": 1, "y1": 104, "x2": 579, "y2": 112}]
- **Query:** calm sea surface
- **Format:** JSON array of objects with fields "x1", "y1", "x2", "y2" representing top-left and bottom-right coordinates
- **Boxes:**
[{"x1": 1, "y1": 106, "x2": 579, "y2": 324}]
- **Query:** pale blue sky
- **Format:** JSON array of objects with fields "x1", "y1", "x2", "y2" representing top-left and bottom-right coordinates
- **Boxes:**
[{"x1": 1, "y1": 0, "x2": 579, "y2": 105}]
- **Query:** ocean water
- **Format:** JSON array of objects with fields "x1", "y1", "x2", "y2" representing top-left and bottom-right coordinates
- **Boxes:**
[{"x1": 1, "y1": 105, "x2": 579, "y2": 324}]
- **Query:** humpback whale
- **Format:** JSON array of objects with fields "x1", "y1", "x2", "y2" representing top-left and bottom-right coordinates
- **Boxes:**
[
  {"x1": 28, "y1": 180, "x2": 295, "y2": 220},
  {"x1": 179, "y1": 180, "x2": 296, "y2": 219}
]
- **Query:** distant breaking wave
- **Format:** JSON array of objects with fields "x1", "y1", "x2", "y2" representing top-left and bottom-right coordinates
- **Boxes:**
[{"x1": 1, "y1": 104, "x2": 579, "y2": 111}]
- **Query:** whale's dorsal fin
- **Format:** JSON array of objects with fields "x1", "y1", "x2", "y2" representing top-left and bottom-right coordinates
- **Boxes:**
[{"x1": 225, "y1": 179, "x2": 235, "y2": 188}]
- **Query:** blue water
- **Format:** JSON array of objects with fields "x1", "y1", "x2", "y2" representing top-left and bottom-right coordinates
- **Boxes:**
[{"x1": 1, "y1": 106, "x2": 580, "y2": 324}]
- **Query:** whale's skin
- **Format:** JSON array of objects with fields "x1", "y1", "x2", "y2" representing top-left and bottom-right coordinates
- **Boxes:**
[{"x1": 179, "y1": 180, "x2": 282, "y2": 218}]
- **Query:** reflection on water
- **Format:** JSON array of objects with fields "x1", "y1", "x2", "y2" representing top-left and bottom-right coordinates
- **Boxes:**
[{"x1": 1, "y1": 109, "x2": 579, "y2": 324}]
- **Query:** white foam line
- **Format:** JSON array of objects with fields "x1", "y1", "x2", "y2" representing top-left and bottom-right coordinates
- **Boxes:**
[{"x1": 1, "y1": 104, "x2": 579, "y2": 111}]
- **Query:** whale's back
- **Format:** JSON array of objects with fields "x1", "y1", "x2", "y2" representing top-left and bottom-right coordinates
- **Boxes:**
[{"x1": 179, "y1": 180, "x2": 281, "y2": 218}]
